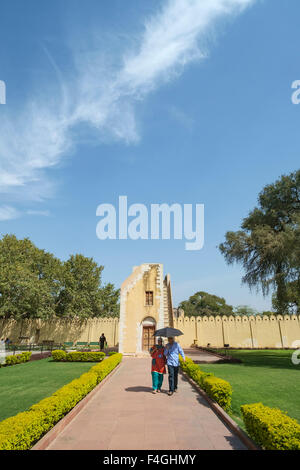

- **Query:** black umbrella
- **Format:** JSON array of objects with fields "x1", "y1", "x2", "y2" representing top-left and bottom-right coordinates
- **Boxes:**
[{"x1": 153, "y1": 327, "x2": 183, "y2": 338}]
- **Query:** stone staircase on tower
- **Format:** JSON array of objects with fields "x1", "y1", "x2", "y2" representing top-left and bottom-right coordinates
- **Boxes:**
[{"x1": 163, "y1": 274, "x2": 174, "y2": 328}]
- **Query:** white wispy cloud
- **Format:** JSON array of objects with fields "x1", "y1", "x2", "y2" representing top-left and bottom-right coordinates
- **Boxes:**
[
  {"x1": 0, "y1": 205, "x2": 20, "y2": 221},
  {"x1": 26, "y1": 209, "x2": 51, "y2": 217},
  {"x1": 0, "y1": 0, "x2": 255, "y2": 217}
]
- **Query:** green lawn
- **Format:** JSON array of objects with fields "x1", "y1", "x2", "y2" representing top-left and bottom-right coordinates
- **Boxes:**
[
  {"x1": 199, "y1": 350, "x2": 300, "y2": 429},
  {"x1": 0, "y1": 358, "x2": 94, "y2": 421}
]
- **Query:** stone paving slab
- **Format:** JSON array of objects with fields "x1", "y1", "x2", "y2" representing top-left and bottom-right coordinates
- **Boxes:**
[
  {"x1": 183, "y1": 348, "x2": 224, "y2": 363},
  {"x1": 46, "y1": 357, "x2": 246, "y2": 450}
]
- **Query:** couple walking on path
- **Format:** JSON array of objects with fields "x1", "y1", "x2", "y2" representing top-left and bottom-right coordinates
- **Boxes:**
[{"x1": 150, "y1": 337, "x2": 185, "y2": 396}]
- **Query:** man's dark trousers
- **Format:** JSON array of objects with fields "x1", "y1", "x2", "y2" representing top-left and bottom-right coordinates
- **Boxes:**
[{"x1": 168, "y1": 365, "x2": 179, "y2": 392}]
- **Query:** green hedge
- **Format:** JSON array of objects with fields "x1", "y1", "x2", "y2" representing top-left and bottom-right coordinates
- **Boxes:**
[
  {"x1": 179, "y1": 356, "x2": 232, "y2": 411},
  {"x1": 52, "y1": 350, "x2": 105, "y2": 362},
  {"x1": 5, "y1": 352, "x2": 32, "y2": 366},
  {"x1": 0, "y1": 353, "x2": 123, "y2": 450},
  {"x1": 241, "y1": 403, "x2": 300, "y2": 450},
  {"x1": 201, "y1": 376, "x2": 232, "y2": 411},
  {"x1": 51, "y1": 350, "x2": 67, "y2": 361}
]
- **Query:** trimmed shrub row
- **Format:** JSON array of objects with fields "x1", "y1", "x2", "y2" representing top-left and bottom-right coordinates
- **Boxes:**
[
  {"x1": 180, "y1": 356, "x2": 300, "y2": 449},
  {"x1": 0, "y1": 352, "x2": 123, "y2": 450},
  {"x1": 5, "y1": 352, "x2": 32, "y2": 366},
  {"x1": 51, "y1": 350, "x2": 106, "y2": 362},
  {"x1": 179, "y1": 356, "x2": 232, "y2": 411},
  {"x1": 241, "y1": 403, "x2": 300, "y2": 450}
]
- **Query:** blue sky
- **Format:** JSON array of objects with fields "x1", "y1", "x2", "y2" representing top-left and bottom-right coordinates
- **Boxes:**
[{"x1": 0, "y1": 0, "x2": 299, "y2": 310}]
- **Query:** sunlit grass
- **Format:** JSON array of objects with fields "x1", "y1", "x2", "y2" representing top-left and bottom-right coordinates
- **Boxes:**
[
  {"x1": 0, "y1": 358, "x2": 93, "y2": 421},
  {"x1": 199, "y1": 349, "x2": 300, "y2": 428}
]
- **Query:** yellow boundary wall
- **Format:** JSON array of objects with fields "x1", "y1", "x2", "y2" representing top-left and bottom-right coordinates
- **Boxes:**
[
  {"x1": 174, "y1": 314, "x2": 300, "y2": 349},
  {"x1": 0, "y1": 317, "x2": 119, "y2": 346},
  {"x1": 1, "y1": 314, "x2": 300, "y2": 349}
]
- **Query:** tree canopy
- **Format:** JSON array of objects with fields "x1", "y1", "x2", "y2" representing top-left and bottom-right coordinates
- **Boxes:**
[
  {"x1": 272, "y1": 280, "x2": 300, "y2": 315},
  {"x1": 0, "y1": 234, "x2": 119, "y2": 319},
  {"x1": 178, "y1": 291, "x2": 234, "y2": 317},
  {"x1": 233, "y1": 305, "x2": 258, "y2": 316},
  {"x1": 219, "y1": 170, "x2": 300, "y2": 314}
]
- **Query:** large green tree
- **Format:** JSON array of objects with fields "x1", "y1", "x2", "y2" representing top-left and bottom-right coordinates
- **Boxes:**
[
  {"x1": 179, "y1": 291, "x2": 234, "y2": 317},
  {"x1": 0, "y1": 234, "x2": 62, "y2": 319},
  {"x1": 56, "y1": 254, "x2": 103, "y2": 318},
  {"x1": 55, "y1": 254, "x2": 120, "y2": 318},
  {"x1": 98, "y1": 282, "x2": 120, "y2": 317},
  {"x1": 0, "y1": 235, "x2": 119, "y2": 319},
  {"x1": 219, "y1": 170, "x2": 300, "y2": 314},
  {"x1": 272, "y1": 280, "x2": 300, "y2": 314}
]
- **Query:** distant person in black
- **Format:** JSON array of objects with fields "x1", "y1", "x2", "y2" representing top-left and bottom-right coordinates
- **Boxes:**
[{"x1": 99, "y1": 333, "x2": 106, "y2": 351}]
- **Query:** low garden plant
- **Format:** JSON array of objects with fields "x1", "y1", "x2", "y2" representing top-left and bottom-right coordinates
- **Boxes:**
[
  {"x1": 199, "y1": 349, "x2": 300, "y2": 429},
  {"x1": 181, "y1": 352, "x2": 300, "y2": 449},
  {"x1": 51, "y1": 350, "x2": 105, "y2": 362},
  {"x1": 179, "y1": 355, "x2": 232, "y2": 411},
  {"x1": 241, "y1": 403, "x2": 300, "y2": 450},
  {"x1": 4, "y1": 352, "x2": 32, "y2": 367},
  {"x1": 0, "y1": 352, "x2": 122, "y2": 450}
]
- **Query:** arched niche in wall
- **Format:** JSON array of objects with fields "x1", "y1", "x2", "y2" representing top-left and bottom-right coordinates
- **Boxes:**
[{"x1": 141, "y1": 316, "x2": 156, "y2": 326}]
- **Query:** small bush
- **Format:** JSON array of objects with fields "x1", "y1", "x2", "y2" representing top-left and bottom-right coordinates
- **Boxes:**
[
  {"x1": 51, "y1": 350, "x2": 67, "y2": 361},
  {"x1": 5, "y1": 352, "x2": 32, "y2": 366},
  {"x1": 179, "y1": 355, "x2": 232, "y2": 411},
  {"x1": 108, "y1": 351, "x2": 117, "y2": 356},
  {"x1": 241, "y1": 403, "x2": 300, "y2": 450},
  {"x1": 201, "y1": 375, "x2": 232, "y2": 411},
  {"x1": 51, "y1": 350, "x2": 105, "y2": 362},
  {"x1": 90, "y1": 352, "x2": 122, "y2": 382},
  {"x1": 0, "y1": 353, "x2": 123, "y2": 450}
]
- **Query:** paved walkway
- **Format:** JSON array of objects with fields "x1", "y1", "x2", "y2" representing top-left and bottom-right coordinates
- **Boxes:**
[
  {"x1": 46, "y1": 357, "x2": 246, "y2": 450},
  {"x1": 183, "y1": 348, "x2": 224, "y2": 363}
]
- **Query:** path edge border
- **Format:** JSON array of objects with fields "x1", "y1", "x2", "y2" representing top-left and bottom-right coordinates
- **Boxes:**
[
  {"x1": 195, "y1": 347, "x2": 242, "y2": 363},
  {"x1": 180, "y1": 370, "x2": 260, "y2": 451},
  {"x1": 31, "y1": 362, "x2": 122, "y2": 451}
]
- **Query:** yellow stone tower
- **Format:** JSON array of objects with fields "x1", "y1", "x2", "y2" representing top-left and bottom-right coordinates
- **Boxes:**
[{"x1": 119, "y1": 264, "x2": 174, "y2": 356}]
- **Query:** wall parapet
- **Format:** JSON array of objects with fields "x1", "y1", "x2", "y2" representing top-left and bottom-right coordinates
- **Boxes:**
[
  {"x1": 0, "y1": 317, "x2": 119, "y2": 346},
  {"x1": 173, "y1": 314, "x2": 300, "y2": 349}
]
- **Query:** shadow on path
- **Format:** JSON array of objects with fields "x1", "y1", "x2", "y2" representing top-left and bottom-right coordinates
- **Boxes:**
[{"x1": 125, "y1": 386, "x2": 153, "y2": 393}]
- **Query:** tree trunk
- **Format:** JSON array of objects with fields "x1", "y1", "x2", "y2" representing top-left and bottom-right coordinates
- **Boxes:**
[{"x1": 275, "y1": 265, "x2": 288, "y2": 314}]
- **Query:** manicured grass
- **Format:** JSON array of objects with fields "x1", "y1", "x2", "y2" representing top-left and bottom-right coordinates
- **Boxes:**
[
  {"x1": 0, "y1": 358, "x2": 94, "y2": 421},
  {"x1": 199, "y1": 350, "x2": 300, "y2": 429}
]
